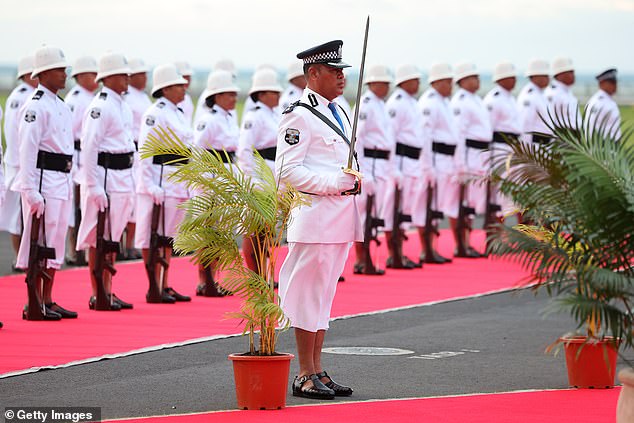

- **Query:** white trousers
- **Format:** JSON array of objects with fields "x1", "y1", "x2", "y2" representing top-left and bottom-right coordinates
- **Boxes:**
[
  {"x1": 279, "y1": 242, "x2": 351, "y2": 332},
  {"x1": 76, "y1": 190, "x2": 134, "y2": 250},
  {"x1": 16, "y1": 195, "x2": 72, "y2": 270},
  {"x1": 134, "y1": 194, "x2": 187, "y2": 249}
]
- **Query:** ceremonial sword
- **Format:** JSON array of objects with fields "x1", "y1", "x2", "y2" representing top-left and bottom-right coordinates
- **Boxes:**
[{"x1": 342, "y1": 15, "x2": 369, "y2": 194}]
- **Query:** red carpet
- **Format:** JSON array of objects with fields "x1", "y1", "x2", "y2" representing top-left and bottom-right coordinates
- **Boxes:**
[
  {"x1": 0, "y1": 230, "x2": 529, "y2": 377},
  {"x1": 106, "y1": 388, "x2": 621, "y2": 423}
]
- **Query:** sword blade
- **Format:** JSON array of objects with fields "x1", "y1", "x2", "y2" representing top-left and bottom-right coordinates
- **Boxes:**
[{"x1": 347, "y1": 15, "x2": 370, "y2": 170}]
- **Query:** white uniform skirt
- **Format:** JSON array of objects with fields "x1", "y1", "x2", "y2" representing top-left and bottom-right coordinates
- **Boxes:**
[
  {"x1": 356, "y1": 176, "x2": 395, "y2": 232},
  {"x1": 134, "y1": 194, "x2": 187, "y2": 249},
  {"x1": 0, "y1": 166, "x2": 23, "y2": 235},
  {"x1": 16, "y1": 194, "x2": 72, "y2": 270},
  {"x1": 279, "y1": 242, "x2": 351, "y2": 332},
  {"x1": 76, "y1": 190, "x2": 135, "y2": 250}
]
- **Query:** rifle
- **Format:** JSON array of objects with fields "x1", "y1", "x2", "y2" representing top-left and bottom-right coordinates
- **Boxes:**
[
  {"x1": 455, "y1": 183, "x2": 476, "y2": 257},
  {"x1": 24, "y1": 214, "x2": 56, "y2": 320},
  {"x1": 145, "y1": 202, "x2": 172, "y2": 302},
  {"x1": 93, "y1": 198, "x2": 120, "y2": 310},
  {"x1": 361, "y1": 193, "x2": 385, "y2": 275},
  {"x1": 389, "y1": 183, "x2": 412, "y2": 268},
  {"x1": 423, "y1": 183, "x2": 444, "y2": 263},
  {"x1": 72, "y1": 183, "x2": 86, "y2": 265}
]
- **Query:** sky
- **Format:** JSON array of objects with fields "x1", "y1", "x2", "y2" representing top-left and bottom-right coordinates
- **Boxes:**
[{"x1": 2, "y1": 0, "x2": 634, "y2": 74}]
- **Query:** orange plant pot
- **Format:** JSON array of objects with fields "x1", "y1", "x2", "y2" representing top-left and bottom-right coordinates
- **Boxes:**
[
  {"x1": 561, "y1": 337, "x2": 618, "y2": 389},
  {"x1": 228, "y1": 353, "x2": 294, "y2": 410}
]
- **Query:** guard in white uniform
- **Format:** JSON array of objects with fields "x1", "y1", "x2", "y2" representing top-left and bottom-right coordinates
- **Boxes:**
[
  {"x1": 483, "y1": 62, "x2": 523, "y2": 217},
  {"x1": 194, "y1": 59, "x2": 237, "y2": 124},
  {"x1": 238, "y1": 68, "x2": 283, "y2": 277},
  {"x1": 243, "y1": 64, "x2": 277, "y2": 119},
  {"x1": 65, "y1": 55, "x2": 99, "y2": 265},
  {"x1": 585, "y1": 68, "x2": 621, "y2": 140},
  {"x1": 15, "y1": 46, "x2": 77, "y2": 320},
  {"x1": 280, "y1": 60, "x2": 306, "y2": 111},
  {"x1": 276, "y1": 40, "x2": 361, "y2": 400},
  {"x1": 122, "y1": 58, "x2": 151, "y2": 260},
  {"x1": 136, "y1": 64, "x2": 192, "y2": 303},
  {"x1": 418, "y1": 63, "x2": 461, "y2": 263},
  {"x1": 545, "y1": 57, "x2": 580, "y2": 129},
  {"x1": 77, "y1": 52, "x2": 136, "y2": 311},
  {"x1": 450, "y1": 62, "x2": 492, "y2": 257},
  {"x1": 0, "y1": 55, "x2": 38, "y2": 267},
  {"x1": 192, "y1": 69, "x2": 240, "y2": 297},
  {"x1": 517, "y1": 59, "x2": 551, "y2": 145},
  {"x1": 174, "y1": 61, "x2": 195, "y2": 124}
]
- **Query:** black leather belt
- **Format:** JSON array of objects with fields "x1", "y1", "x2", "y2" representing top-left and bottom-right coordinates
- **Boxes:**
[
  {"x1": 98, "y1": 152, "x2": 135, "y2": 170},
  {"x1": 466, "y1": 139, "x2": 490, "y2": 150},
  {"x1": 432, "y1": 142, "x2": 456, "y2": 156},
  {"x1": 36, "y1": 151, "x2": 73, "y2": 173},
  {"x1": 257, "y1": 147, "x2": 277, "y2": 161},
  {"x1": 74, "y1": 140, "x2": 81, "y2": 151},
  {"x1": 492, "y1": 131, "x2": 519, "y2": 144},
  {"x1": 363, "y1": 148, "x2": 390, "y2": 160},
  {"x1": 532, "y1": 134, "x2": 552, "y2": 144},
  {"x1": 207, "y1": 149, "x2": 235, "y2": 163},
  {"x1": 152, "y1": 154, "x2": 189, "y2": 166},
  {"x1": 395, "y1": 142, "x2": 421, "y2": 159},
  {"x1": 134, "y1": 140, "x2": 138, "y2": 152}
]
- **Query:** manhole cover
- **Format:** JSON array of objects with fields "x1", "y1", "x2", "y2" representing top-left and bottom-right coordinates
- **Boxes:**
[{"x1": 322, "y1": 347, "x2": 414, "y2": 356}]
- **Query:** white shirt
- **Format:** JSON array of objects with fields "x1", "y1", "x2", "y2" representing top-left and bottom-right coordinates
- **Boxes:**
[
  {"x1": 193, "y1": 104, "x2": 239, "y2": 152},
  {"x1": 386, "y1": 87, "x2": 425, "y2": 175},
  {"x1": 124, "y1": 86, "x2": 152, "y2": 142},
  {"x1": 517, "y1": 81, "x2": 551, "y2": 143},
  {"x1": 276, "y1": 87, "x2": 362, "y2": 243},
  {"x1": 65, "y1": 84, "x2": 95, "y2": 143},
  {"x1": 451, "y1": 88, "x2": 493, "y2": 173},
  {"x1": 280, "y1": 84, "x2": 304, "y2": 111},
  {"x1": 80, "y1": 87, "x2": 135, "y2": 193},
  {"x1": 15, "y1": 85, "x2": 74, "y2": 200},
  {"x1": 4, "y1": 82, "x2": 35, "y2": 172},
  {"x1": 545, "y1": 79, "x2": 581, "y2": 129},
  {"x1": 137, "y1": 98, "x2": 193, "y2": 198},
  {"x1": 356, "y1": 89, "x2": 396, "y2": 180},
  {"x1": 238, "y1": 101, "x2": 280, "y2": 175},
  {"x1": 483, "y1": 84, "x2": 522, "y2": 135},
  {"x1": 177, "y1": 92, "x2": 194, "y2": 125},
  {"x1": 584, "y1": 88, "x2": 621, "y2": 140}
]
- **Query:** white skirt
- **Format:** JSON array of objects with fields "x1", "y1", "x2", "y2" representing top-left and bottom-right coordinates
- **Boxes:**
[
  {"x1": 134, "y1": 194, "x2": 187, "y2": 249},
  {"x1": 76, "y1": 190, "x2": 134, "y2": 250}
]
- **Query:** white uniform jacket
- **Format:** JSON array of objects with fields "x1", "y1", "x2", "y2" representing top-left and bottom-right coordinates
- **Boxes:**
[
  {"x1": 584, "y1": 89, "x2": 621, "y2": 140},
  {"x1": 238, "y1": 101, "x2": 280, "y2": 176},
  {"x1": 177, "y1": 92, "x2": 194, "y2": 125},
  {"x1": 517, "y1": 81, "x2": 551, "y2": 143},
  {"x1": 80, "y1": 87, "x2": 136, "y2": 193},
  {"x1": 483, "y1": 85, "x2": 522, "y2": 136},
  {"x1": 4, "y1": 82, "x2": 35, "y2": 177},
  {"x1": 545, "y1": 80, "x2": 581, "y2": 129},
  {"x1": 276, "y1": 88, "x2": 362, "y2": 244},
  {"x1": 124, "y1": 86, "x2": 152, "y2": 144},
  {"x1": 280, "y1": 84, "x2": 304, "y2": 112},
  {"x1": 194, "y1": 104, "x2": 239, "y2": 153},
  {"x1": 450, "y1": 88, "x2": 493, "y2": 173},
  {"x1": 137, "y1": 98, "x2": 192, "y2": 199},
  {"x1": 386, "y1": 87, "x2": 425, "y2": 176},
  {"x1": 15, "y1": 85, "x2": 73, "y2": 200},
  {"x1": 66, "y1": 84, "x2": 95, "y2": 184}
]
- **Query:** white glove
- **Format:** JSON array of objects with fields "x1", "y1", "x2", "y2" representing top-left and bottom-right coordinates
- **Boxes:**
[
  {"x1": 364, "y1": 177, "x2": 376, "y2": 196},
  {"x1": 25, "y1": 190, "x2": 45, "y2": 218},
  {"x1": 148, "y1": 185, "x2": 165, "y2": 205},
  {"x1": 87, "y1": 186, "x2": 108, "y2": 212},
  {"x1": 393, "y1": 170, "x2": 404, "y2": 189},
  {"x1": 335, "y1": 171, "x2": 357, "y2": 193}
]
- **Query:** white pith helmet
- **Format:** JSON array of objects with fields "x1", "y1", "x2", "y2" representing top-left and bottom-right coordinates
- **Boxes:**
[
  {"x1": 152, "y1": 63, "x2": 188, "y2": 97},
  {"x1": 16, "y1": 55, "x2": 35, "y2": 79},
  {"x1": 70, "y1": 56, "x2": 98, "y2": 77},
  {"x1": 394, "y1": 64, "x2": 421, "y2": 86},
  {"x1": 287, "y1": 60, "x2": 304, "y2": 81},
  {"x1": 454, "y1": 62, "x2": 479, "y2": 82},
  {"x1": 428, "y1": 62, "x2": 453, "y2": 83},
  {"x1": 551, "y1": 57, "x2": 574, "y2": 76},
  {"x1": 203, "y1": 69, "x2": 240, "y2": 99},
  {"x1": 31, "y1": 45, "x2": 68, "y2": 78},
  {"x1": 493, "y1": 61, "x2": 517, "y2": 82},
  {"x1": 96, "y1": 52, "x2": 130, "y2": 82},
  {"x1": 525, "y1": 59, "x2": 549, "y2": 77},
  {"x1": 128, "y1": 58, "x2": 149, "y2": 74},
  {"x1": 364, "y1": 64, "x2": 392, "y2": 84},
  {"x1": 248, "y1": 68, "x2": 283, "y2": 95},
  {"x1": 174, "y1": 61, "x2": 193, "y2": 77}
]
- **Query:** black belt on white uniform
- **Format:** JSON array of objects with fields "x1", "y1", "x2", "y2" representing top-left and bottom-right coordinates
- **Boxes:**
[
  {"x1": 74, "y1": 139, "x2": 81, "y2": 151},
  {"x1": 431, "y1": 141, "x2": 456, "y2": 156},
  {"x1": 207, "y1": 149, "x2": 235, "y2": 163},
  {"x1": 395, "y1": 142, "x2": 421, "y2": 159},
  {"x1": 36, "y1": 150, "x2": 73, "y2": 173},
  {"x1": 133, "y1": 140, "x2": 138, "y2": 151},
  {"x1": 97, "y1": 152, "x2": 135, "y2": 170},
  {"x1": 363, "y1": 148, "x2": 390, "y2": 160},
  {"x1": 465, "y1": 139, "x2": 490, "y2": 150},
  {"x1": 492, "y1": 131, "x2": 519, "y2": 144},
  {"x1": 532, "y1": 134, "x2": 552, "y2": 144},
  {"x1": 152, "y1": 154, "x2": 189, "y2": 166},
  {"x1": 257, "y1": 147, "x2": 277, "y2": 161}
]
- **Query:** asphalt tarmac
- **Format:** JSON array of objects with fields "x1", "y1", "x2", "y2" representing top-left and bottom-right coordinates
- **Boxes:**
[{"x1": 1, "y1": 288, "x2": 630, "y2": 419}]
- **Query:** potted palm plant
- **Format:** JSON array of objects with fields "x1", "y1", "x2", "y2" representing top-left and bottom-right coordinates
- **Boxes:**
[
  {"x1": 141, "y1": 126, "x2": 306, "y2": 410},
  {"x1": 486, "y1": 113, "x2": 634, "y2": 395}
]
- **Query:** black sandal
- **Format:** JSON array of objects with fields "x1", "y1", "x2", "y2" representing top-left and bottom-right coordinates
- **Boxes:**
[
  {"x1": 316, "y1": 371, "x2": 353, "y2": 396},
  {"x1": 292, "y1": 374, "x2": 335, "y2": 399}
]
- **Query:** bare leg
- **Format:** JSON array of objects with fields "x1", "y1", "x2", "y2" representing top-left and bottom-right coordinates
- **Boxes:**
[
  {"x1": 125, "y1": 222, "x2": 136, "y2": 251},
  {"x1": 354, "y1": 242, "x2": 365, "y2": 267},
  {"x1": 295, "y1": 328, "x2": 317, "y2": 388},
  {"x1": 11, "y1": 234, "x2": 21, "y2": 257},
  {"x1": 313, "y1": 329, "x2": 326, "y2": 375},
  {"x1": 42, "y1": 269, "x2": 55, "y2": 304},
  {"x1": 88, "y1": 247, "x2": 98, "y2": 296},
  {"x1": 384, "y1": 230, "x2": 395, "y2": 259}
]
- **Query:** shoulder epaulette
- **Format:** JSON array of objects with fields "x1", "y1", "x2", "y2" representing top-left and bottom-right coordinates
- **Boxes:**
[
  {"x1": 72, "y1": 89, "x2": 80, "y2": 96},
  {"x1": 459, "y1": 93, "x2": 465, "y2": 100},
  {"x1": 211, "y1": 108, "x2": 217, "y2": 114},
  {"x1": 527, "y1": 87, "x2": 533, "y2": 93},
  {"x1": 32, "y1": 90, "x2": 43, "y2": 100},
  {"x1": 99, "y1": 92, "x2": 108, "y2": 100},
  {"x1": 18, "y1": 87, "x2": 27, "y2": 93},
  {"x1": 362, "y1": 96, "x2": 370, "y2": 103},
  {"x1": 427, "y1": 91, "x2": 435, "y2": 98},
  {"x1": 283, "y1": 100, "x2": 300, "y2": 114},
  {"x1": 493, "y1": 91, "x2": 500, "y2": 96},
  {"x1": 396, "y1": 93, "x2": 402, "y2": 100},
  {"x1": 254, "y1": 105, "x2": 261, "y2": 110},
  {"x1": 157, "y1": 101, "x2": 166, "y2": 108}
]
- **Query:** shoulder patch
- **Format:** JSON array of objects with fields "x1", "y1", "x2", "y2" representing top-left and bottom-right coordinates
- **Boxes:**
[
  {"x1": 244, "y1": 121, "x2": 253, "y2": 130},
  {"x1": 90, "y1": 108, "x2": 101, "y2": 119},
  {"x1": 157, "y1": 101, "x2": 166, "y2": 109},
  {"x1": 10, "y1": 100, "x2": 19, "y2": 109},
  {"x1": 18, "y1": 87, "x2": 27, "y2": 93},
  {"x1": 99, "y1": 92, "x2": 107, "y2": 100},
  {"x1": 284, "y1": 128, "x2": 300, "y2": 145},
  {"x1": 24, "y1": 110, "x2": 36, "y2": 123},
  {"x1": 145, "y1": 115, "x2": 156, "y2": 126},
  {"x1": 32, "y1": 90, "x2": 43, "y2": 100},
  {"x1": 388, "y1": 109, "x2": 396, "y2": 118},
  {"x1": 196, "y1": 122, "x2": 206, "y2": 131}
]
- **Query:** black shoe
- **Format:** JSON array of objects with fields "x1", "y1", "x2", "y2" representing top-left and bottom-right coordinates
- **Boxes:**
[
  {"x1": 316, "y1": 371, "x2": 353, "y2": 396},
  {"x1": 110, "y1": 293, "x2": 133, "y2": 309},
  {"x1": 46, "y1": 302, "x2": 78, "y2": 318},
  {"x1": 146, "y1": 290, "x2": 176, "y2": 303},
  {"x1": 386, "y1": 256, "x2": 415, "y2": 269},
  {"x1": 338, "y1": 275, "x2": 345, "y2": 282},
  {"x1": 22, "y1": 304, "x2": 62, "y2": 321},
  {"x1": 292, "y1": 374, "x2": 335, "y2": 400},
  {"x1": 196, "y1": 283, "x2": 227, "y2": 297},
  {"x1": 0, "y1": 321, "x2": 3, "y2": 329},
  {"x1": 454, "y1": 247, "x2": 482, "y2": 259},
  {"x1": 353, "y1": 262, "x2": 385, "y2": 275},
  {"x1": 425, "y1": 251, "x2": 452, "y2": 264},
  {"x1": 403, "y1": 255, "x2": 422, "y2": 268},
  {"x1": 164, "y1": 287, "x2": 191, "y2": 302},
  {"x1": 88, "y1": 296, "x2": 122, "y2": 311},
  {"x1": 12, "y1": 263, "x2": 25, "y2": 273},
  {"x1": 126, "y1": 248, "x2": 142, "y2": 260}
]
